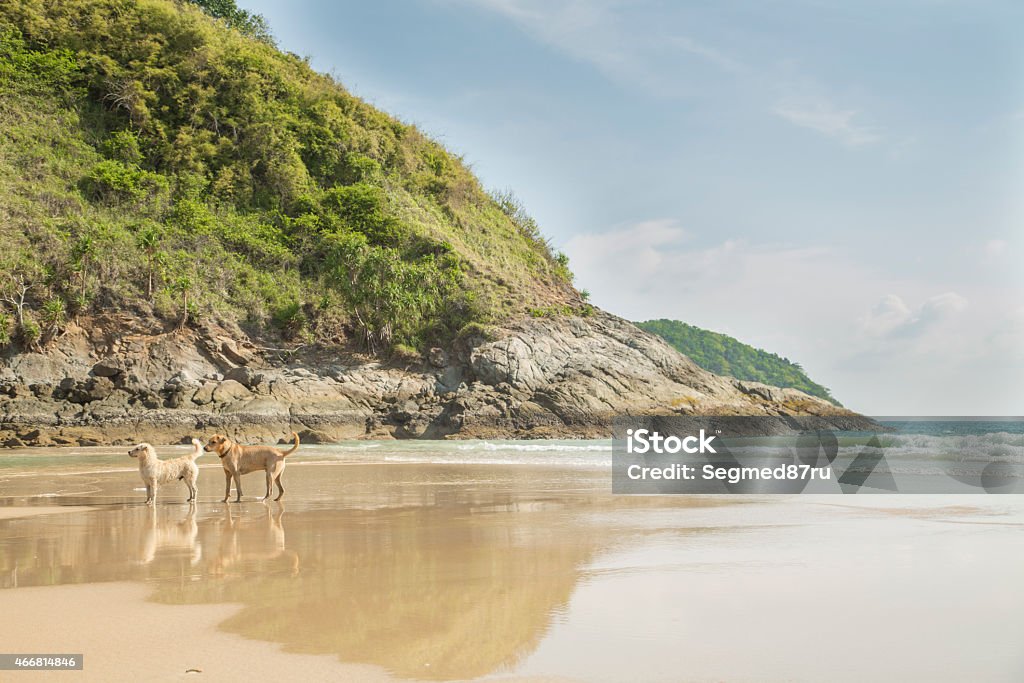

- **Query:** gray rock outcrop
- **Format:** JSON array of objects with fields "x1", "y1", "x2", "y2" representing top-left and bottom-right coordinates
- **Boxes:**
[{"x1": 0, "y1": 311, "x2": 871, "y2": 447}]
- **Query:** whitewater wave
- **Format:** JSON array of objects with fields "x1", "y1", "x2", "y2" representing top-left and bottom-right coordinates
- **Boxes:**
[{"x1": 455, "y1": 441, "x2": 612, "y2": 453}]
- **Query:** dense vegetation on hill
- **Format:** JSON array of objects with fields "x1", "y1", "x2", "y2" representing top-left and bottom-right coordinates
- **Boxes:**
[
  {"x1": 0, "y1": 0, "x2": 580, "y2": 355},
  {"x1": 636, "y1": 319, "x2": 840, "y2": 405}
]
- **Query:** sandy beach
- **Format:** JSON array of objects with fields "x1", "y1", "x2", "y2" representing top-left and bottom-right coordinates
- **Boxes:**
[{"x1": 1, "y1": 444, "x2": 1023, "y2": 682}]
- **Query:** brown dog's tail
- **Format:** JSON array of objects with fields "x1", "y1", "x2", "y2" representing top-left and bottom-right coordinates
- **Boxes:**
[{"x1": 282, "y1": 432, "x2": 300, "y2": 456}]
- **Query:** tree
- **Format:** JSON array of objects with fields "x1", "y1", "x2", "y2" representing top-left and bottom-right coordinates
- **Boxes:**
[
  {"x1": 0, "y1": 273, "x2": 31, "y2": 326},
  {"x1": 71, "y1": 233, "x2": 97, "y2": 301},
  {"x1": 137, "y1": 224, "x2": 164, "y2": 297},
  {"x1": 188, "y1": 0, "x2": 275, "y2": 44},
  {"x1": 171, "y1": 275, "x2": 193, "y2": 331}
]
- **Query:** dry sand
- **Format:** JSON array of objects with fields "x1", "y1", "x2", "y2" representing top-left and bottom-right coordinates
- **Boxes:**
[
  {"x1": 0, "y1": 582, "x2": 393, "y2": 682},
  {"x1": 0, "y1": 581, "x2": 582, "y2": 682}
]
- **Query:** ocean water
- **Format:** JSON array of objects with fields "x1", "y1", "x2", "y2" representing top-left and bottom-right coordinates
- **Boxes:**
[{"x1": 1, "y1": 420, "x2": 1021, "y2": 494}]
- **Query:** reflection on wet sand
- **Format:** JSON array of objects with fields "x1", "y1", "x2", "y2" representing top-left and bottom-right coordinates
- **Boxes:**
[
  {"x1": 202, "y1": 504, "x2": 596, "y2": 679},
  {"x1": 139, "y1": 503, "x2": 201, "y2": 566},
  {"x1": 1, "y1": 464, "x2": 696, "y2": 680},
  {"x1": 209, "y1": 502, "x2": 299, "y2": 577}
]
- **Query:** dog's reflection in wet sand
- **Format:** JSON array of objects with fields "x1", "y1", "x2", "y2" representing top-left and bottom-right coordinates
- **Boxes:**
[
  {"x1": 210, "y1": 502, "x2": 299, "y2": 577},
  {"x1": 138, "y1": 504, "x2": 202, "y2": 566}
]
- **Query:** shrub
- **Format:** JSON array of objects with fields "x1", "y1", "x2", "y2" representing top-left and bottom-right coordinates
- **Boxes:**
[
  {"x1": 390, "y1": 343, "x2": 422, "y2": 364},
  {"x1": 272, "y1": 301, "x2": 308, "y2": 340},
  {"x1": 0, "y1": 28, "x2": 79, "y2": 95},
  {"x1": 82, "y1": 160, "x2": 167, "y2": 203},
  {"x1": 528, "y1": 304, "x2": 574, "y2": 318},
  {"x1": 553, "y1": 251, "x2": 573, "y2": 282},
  {"x1": 491, "y1": 188, "x2": 542, "y2": 242},
  {"x1": 17, "y1": 313, "x2": 41, "y2": 350},
  {"x1": 41, "y1": 297, "x2": 66, "y2": 335},
  {"x1": 67, "y1": 293, "x2": 89, "y2": 318},
  {"x1": 321, "y1": 183, "x2": 401, "y2": 245},
  {"x1": 103, "y1": 130, "x2": 144, "y2": 165},
  {"x1": 0, "y1": 312, "x2": 10, "y2": 346},
  {"x1": 325, "y1": 232, "x2": 463, "y2": 351},
  {"x1": 343, "y1": 153, "x2": 382, "y2": 183},
  {"x1": 455, "y1": 321, "x2": 497, "y2": 343}
]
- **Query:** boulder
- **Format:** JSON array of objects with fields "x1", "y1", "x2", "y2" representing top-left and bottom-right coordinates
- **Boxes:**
[
  {"x1": 734, "y1": 380, "x2": 786, "y2": 403},
  {"x1": 295, "y1": 428, "x2": 331, "y2": 444},
  {"x1": 91, "y1": 358, "x2": 124, "y2": 377},
  {"x1": 192, "y1": 382, "x2": 216, "y2": 406},
  {"x1": 224, "y1": 366, "x2": 263, "y2": 390},
  {"x1": 391, "y1": 399, "x2": 420, "y2": 424},
  {"x1": 212, "y1": 379, "x2": 252, "y2": 404},
  {"x1": 220, "y1": 339, "x2": 254, "y2": 366},
  {"x1": 68, "y1": 377, "x2": 115, "y2": 404},
  {"x1": 30, "y1": 384, "x2": 53, "y2": 399}
]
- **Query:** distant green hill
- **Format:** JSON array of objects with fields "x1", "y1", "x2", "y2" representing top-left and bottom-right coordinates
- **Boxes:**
[{"x1": 636, "y1": 319, "x2": 840, "y2": 405}]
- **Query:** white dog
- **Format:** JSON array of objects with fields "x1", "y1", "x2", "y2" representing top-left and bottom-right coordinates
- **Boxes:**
[{"x1": 128, "y1": 439, "x2": 203, "y2": 504}]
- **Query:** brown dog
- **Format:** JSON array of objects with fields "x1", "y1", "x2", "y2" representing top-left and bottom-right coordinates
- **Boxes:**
[{"x1": 204, "y1": 432, "x2": 299, "y2": 502}]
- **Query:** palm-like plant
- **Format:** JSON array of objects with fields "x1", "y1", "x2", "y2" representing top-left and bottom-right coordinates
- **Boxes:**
[
  {"x1": 71, "y1": 234, "x2": 97, "y2": 302},
  {"x1": 137, "y1": 225, "x2": 163, "y2": 297},
  {"x1": 41, "y1": 297, "x2": 66, "y2": 338}
]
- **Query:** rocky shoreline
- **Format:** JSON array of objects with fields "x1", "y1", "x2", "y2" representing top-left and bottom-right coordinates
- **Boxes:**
[{"x1": 0, "y1": 311, "x2": 873, "y2": 447}]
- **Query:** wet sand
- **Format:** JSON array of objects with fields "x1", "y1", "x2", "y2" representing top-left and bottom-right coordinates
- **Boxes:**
[
  {"x1": 0, "y1": 506, "x2": 95, "y2": 520},
  {"x1": 1, "y1": 451, "x2": 1023, "y2": 682}
]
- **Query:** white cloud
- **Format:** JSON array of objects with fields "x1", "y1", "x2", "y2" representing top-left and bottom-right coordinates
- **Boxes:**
[
  {"x1": 564, "y1": 219, "x2": 689, "y2": 294},
  {"x1": 988, "y1": 307, "x2": 1024, "y2": 361},
  {"x1": 773, "y1": 97, "x2": 881, "y2": 147},
  {"x1": 451, "y1": 0, "x2": 746, "y2": 97},
  {"x1": 859, "y1": 292, "x2": 968, "y2": 340},
  {"x1": 460, "y1": 0, "x2": 887, "y2": 148},
  {"x1": 984, "y1": 239, "x2": 1008, "y2": 257},
  {"x1": 565, "y1": 219, "x2": 1022, "y2": 414},
  {"x1": 454, "y1": 0, "x2": 667, "y2": 94},
  {"x1": 859, "y1": 294, "x2": 913, "y2": 338},
  {"x1": 671, "y1": 36, "x2": 748, "y2": 75}
]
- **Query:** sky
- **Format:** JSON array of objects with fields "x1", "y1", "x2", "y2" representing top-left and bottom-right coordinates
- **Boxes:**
[{"x1": 244, "y1": 0, "x2": 1023, "y2": 414}]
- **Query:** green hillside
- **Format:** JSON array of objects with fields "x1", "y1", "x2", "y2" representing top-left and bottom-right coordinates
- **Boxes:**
[
  {"x1": 636, "y1": 319, "x2": 841, "y2": 405},
  {"x1": 0, "y1": 0, "x2": 581, "y2": 355}
]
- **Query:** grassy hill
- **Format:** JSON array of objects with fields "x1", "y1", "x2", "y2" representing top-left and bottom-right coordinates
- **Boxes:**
[
  {"x1": 0, "y1": 0, "x2": 583, "y2": 356},
  {"x1": 636, "y1": 319, "x2": 841, "y2": 405}
]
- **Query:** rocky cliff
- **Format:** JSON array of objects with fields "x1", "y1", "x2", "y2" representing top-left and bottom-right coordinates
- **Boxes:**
[{"x1": 0, "y1": 312, "x2": 870, "y2": 447}]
